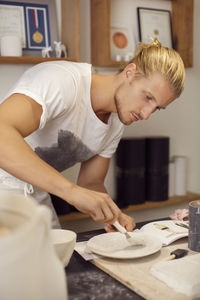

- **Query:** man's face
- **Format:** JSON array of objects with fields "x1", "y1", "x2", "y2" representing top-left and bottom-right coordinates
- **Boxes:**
[{"x1": 114, "y1": 69, "x2": 176, "y2": 125}]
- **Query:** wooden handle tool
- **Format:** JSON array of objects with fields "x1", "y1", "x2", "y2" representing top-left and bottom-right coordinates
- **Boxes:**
[{"x1": 163, "y1": 248, "x2": 188, "y2": 261}]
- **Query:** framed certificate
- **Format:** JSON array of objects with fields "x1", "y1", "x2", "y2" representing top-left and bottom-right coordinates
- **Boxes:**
[
  {"x1": 0, "y1": 0, "x2": 58, "y2": 56},
  {"x1": 137, "y1": 7, "x2": 173, "y2": 48}
]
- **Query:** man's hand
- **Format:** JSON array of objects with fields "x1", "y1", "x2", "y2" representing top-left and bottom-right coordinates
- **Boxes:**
[
  {"x1": 104, "y1": 212, "x2": 136, "y2": 232},
  {"x1": 67, "y1": 184, "x2": 121, "y2": 224}
]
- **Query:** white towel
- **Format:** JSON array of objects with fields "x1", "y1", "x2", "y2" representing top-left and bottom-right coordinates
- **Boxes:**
[{"x1": 150, "y1": 253, "x2": 200, "y2": 299}]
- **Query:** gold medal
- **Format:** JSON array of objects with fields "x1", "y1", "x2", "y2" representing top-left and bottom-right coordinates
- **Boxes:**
[
  {"x1": 32, "y1": 30, "x2": 43, "y2": 44},
  {"x1": 32, "y1": 8, "x2": 43, "y2": 44}
]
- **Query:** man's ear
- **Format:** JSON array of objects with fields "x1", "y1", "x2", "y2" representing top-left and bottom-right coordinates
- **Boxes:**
[{"x1": 124, "y1": 63, "x2": 137, "y2": 78}]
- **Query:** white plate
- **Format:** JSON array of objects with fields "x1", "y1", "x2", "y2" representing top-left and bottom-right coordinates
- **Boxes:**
[{"x1": 86, "y1": 232, "x2": 162, "y2": 259}]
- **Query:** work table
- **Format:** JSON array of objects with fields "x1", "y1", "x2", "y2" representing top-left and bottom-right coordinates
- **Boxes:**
[
  {"x1": 65, "y1": 220, "x2": 156, "y2": 300},
  {"x1": 64, "y1": 217, "x2": 196, "y2": 300},
  {"x1": 67, "y1": 247, "x2": 140, "y2": 300}
]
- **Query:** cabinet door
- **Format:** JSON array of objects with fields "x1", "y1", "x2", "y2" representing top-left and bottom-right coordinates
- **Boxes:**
[
  {"x1": 61, "y1": 0, "x2": 80, "y2": 62},
  {"x1": 172, "y1": 0, "x2": 193, "y2": 68}
]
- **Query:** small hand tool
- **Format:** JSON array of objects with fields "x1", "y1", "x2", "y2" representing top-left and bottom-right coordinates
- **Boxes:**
[
  {"x1": 163, "y1": 248, "x2": 188, "y2": 261},
  {"x1": 113, "y1": 221, "x2": 145, "y2": 246}
]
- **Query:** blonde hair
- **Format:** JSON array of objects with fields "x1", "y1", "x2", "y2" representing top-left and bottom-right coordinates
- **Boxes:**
[{"x1": 129, "y1": 38, "x2": 185, "y2": 97}]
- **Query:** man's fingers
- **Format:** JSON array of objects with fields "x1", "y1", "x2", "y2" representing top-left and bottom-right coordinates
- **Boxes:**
[
  {"x1": 91, "y1": 204, "x2": 117, "y2": 223},
  {"x1": 104, "y1": 224, "x2": 116, "y2": 232},
  {"x1": 90, "y1": 207, "x2": 105, "y2": 221},
  {"x1": 90, "y1": 196, "x2": 120, "y2": 223},
  {"x1": 73, "y1": 187, "x2": 121, "y2": 223},
  {"x1": 105, "y1": 198, "x2": 121, "y2": 223},
  {"x1": 102, "y1": 205, "x2": 118, "y2": 223},
  {"x1": 118, "y1": 212, "x2": 136, "y2": 231},
  {"x1": 125, "y1": 219, "x2": 136, "y2": 231}
]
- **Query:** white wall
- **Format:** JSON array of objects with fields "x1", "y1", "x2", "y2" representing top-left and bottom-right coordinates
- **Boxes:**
[
  {"x1": 0, "y1": 0, "x2": 199, "y2": 199},
  {"x1": 121, "y1": 0, "x2": 200, "y2": 196},
  {"x1": 77, "y1": 0, "x2": 200, "y2": 198}
]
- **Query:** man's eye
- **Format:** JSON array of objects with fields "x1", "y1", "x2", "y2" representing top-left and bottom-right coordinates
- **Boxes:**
[
  {"x1": 146, "y1": 95, "x2": 152, "y2": 100},
  {"x1": 156, "y1": 107, "x2": 166, "y2": 111}
]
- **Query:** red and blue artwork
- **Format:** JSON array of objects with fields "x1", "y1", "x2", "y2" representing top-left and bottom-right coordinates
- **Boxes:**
[{"x1": 26, "y1": 5, "x2": 50, "y2": 49}]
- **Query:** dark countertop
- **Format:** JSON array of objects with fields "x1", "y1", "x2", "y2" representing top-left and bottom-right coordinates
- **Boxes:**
[{"x1": 65, "y1": 220, "x2": 155, "y2": 300}]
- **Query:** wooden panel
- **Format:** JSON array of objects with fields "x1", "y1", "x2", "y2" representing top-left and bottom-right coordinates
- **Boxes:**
[
  {"x1": 171, "y1": 0, "x2": 193, "y2": 67},
  {"x1": 61, "y1": 0, "x2": 80, "y2": 61},
  {"x1": 90, "y1": 0, "x2": 126, "y2": 67},
  {"x1": 0, "y1": 57, "x2": 74, "y2": 64},
  {"x1": 91, "y1": 0, "x2": 112, "y2": 66}
]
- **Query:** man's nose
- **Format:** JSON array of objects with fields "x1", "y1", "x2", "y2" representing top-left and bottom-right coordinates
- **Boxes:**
[{"x1": 140, "y1": 106, "x2": 155, "y2": 120}]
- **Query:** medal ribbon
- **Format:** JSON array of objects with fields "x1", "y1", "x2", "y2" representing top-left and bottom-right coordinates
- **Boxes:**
[
  {"x1": 32, "y1": 8, "x2": 44, "y2": 44},
  {"x1": 33, "y1": 9, "x2": 39, "y2": 29}
]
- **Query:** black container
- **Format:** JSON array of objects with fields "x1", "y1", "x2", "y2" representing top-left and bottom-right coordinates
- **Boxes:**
[
  {"x1": 145, "y1": 137, "x2": 169, "y2": 202},
  {"x1": 50, "y1": 194, "x2": 76, "y2": 215},
  {"x1": 115, "y1": 138, "x2": 146, "y2": 207}
]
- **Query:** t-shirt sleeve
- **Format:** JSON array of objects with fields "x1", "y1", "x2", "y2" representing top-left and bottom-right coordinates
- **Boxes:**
[{"x1": 6, "y1": 63, "x2": 77, "y2": 129}]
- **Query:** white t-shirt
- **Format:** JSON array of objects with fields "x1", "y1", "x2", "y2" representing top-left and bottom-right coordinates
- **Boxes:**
[{"x1": 1, "y1": 61, "x2": 124, "y2": 173}]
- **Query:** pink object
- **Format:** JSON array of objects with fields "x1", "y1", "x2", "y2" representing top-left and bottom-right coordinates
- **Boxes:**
[{"x1": 169, "y1": 209, "x2": 189, "y2": 221}]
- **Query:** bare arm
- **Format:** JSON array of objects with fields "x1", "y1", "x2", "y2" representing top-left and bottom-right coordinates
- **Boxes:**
[
  {"x1": 0, "y1": 94, "x2": 120, "y2": 223},
  {"x1": 0, "y1": 94, "x2": 71, "y2": 196},
  {"x1": 78, "y1": 155, "x2": 135, "y2": 231},
  {"x1": 77, "y1": 155, "x2": 110, "y2": 193}
]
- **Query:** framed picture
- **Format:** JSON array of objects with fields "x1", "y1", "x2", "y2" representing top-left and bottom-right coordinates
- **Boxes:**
[
  {"x1": 0, "y1": 0, "x2": 58, "y2": 56},
  {"x1": 110, "y1": 26, "x2": 135, "y2": 62},
  {"x1": 137, "y1": 7, "x2": 173, "y2": 48}
]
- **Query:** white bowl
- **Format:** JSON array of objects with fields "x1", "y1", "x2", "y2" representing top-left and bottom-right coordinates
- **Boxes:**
[{"x1": 51, "y1": 229, "x2": 77, "y2": 267}]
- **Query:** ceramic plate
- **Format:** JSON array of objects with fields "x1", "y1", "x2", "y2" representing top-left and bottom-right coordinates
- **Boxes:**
[{"x1": 86, "y1": 232, "x2": 162, "y2": 259}]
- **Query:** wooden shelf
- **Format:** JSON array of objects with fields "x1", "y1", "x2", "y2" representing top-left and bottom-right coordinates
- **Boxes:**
[
  {"x1": 58, "y1": 191, "x2": 200, "y2": 222},
  {"x1": 0, "y1": 0, "x2": 80, "y2": 65},
  {"x1": 91, "y1": 0, "x2": 194, "y2": 68},
  {"x1": 0, "y1": 56, "x2": 76, "y2": 64}
]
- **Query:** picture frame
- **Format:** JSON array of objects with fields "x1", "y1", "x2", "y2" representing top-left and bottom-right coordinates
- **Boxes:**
[
  {"x1": 137, "y1": 7, "x2": 173, "y2": 48},
  {"x1": 110, "y1": 26, "x2": 135, "y2": 62},
  {"x1": 0, "y1": 0, "x2": 58, "y2": 56}
]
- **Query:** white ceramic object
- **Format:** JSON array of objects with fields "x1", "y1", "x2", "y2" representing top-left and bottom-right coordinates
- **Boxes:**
[
  {"x1": 87, "y1": 232, "x2": 162, "y2": 259},
  {"x1": 0, "y1": 35, "x2": 22, "y2": 56},
  {"x1": 0, "y1": 190, "x2": 68, "y2": 300},
  {"x1": 51, "y1": 229, "x2": 77, "y2": 267}
]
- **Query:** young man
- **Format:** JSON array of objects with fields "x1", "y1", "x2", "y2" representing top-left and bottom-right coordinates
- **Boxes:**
[{"x1": 0, "y1": 39, "x2": 185, "y2": 230}]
